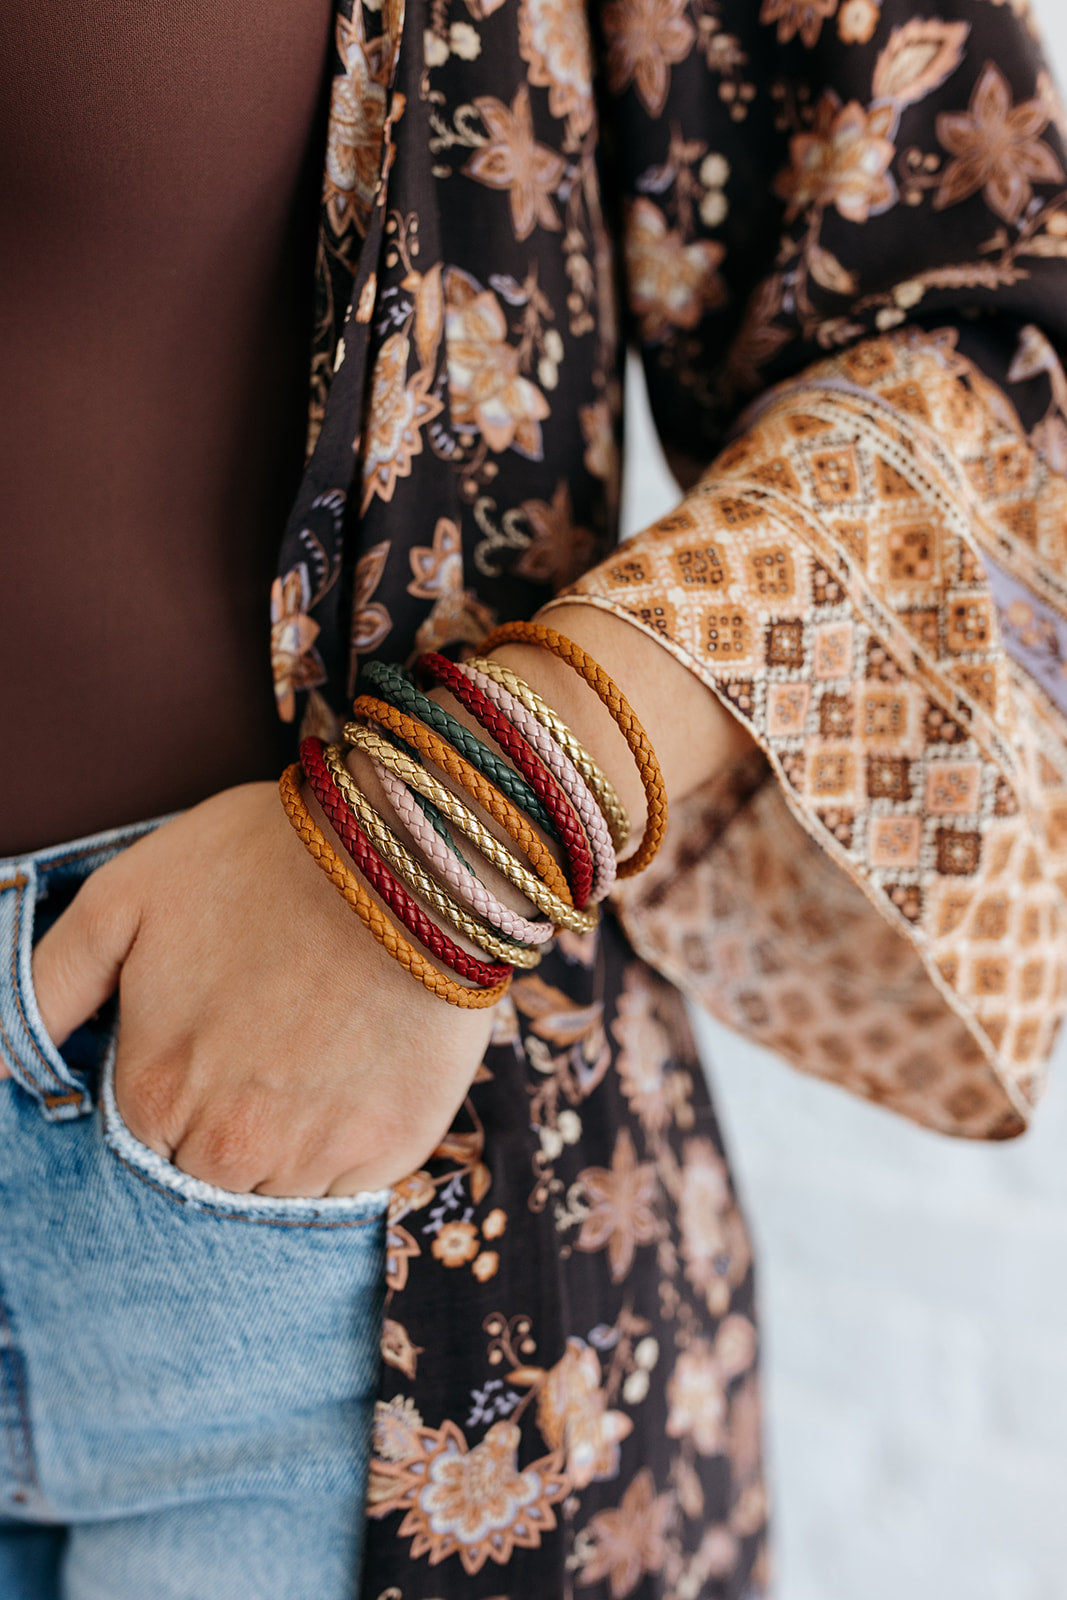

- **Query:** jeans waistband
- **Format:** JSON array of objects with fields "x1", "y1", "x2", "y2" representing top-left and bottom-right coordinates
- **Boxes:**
[{"x1": 0, "y1": 814, "x2": 173, "y2": 1117}]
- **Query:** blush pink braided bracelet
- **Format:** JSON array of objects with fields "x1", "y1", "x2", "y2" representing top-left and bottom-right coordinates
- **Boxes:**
[
  {"x1": 371, "y1": 761, "x2": 557, "y2": 947},
  {"x1": 452, "y1": 660, "x2": 618, "y2": 903}
]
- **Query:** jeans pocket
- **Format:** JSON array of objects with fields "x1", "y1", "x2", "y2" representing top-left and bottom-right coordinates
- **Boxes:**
[
  {"x1": 0, "y1": 868, "x2": 94, "y2": 1117},
  {"x1": 98, "y1": 1045, "x2": 390, "y2": 1227}
]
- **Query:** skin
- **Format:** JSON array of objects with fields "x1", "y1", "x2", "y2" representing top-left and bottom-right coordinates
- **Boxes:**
[{"x1": 16, "y1": 603, "x2": 753, "y2": 1196}]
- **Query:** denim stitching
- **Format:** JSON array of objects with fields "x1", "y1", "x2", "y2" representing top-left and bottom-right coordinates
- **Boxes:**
[
  {"x1": 7, "y1": 886, "x2": 69, "y2": 1094},
  {"x1": 107, "y1": 1148, "x2": 387, "y2": 1228},
  {"x1": 0, "y1": 1283, "x2": 42, "y2": 1505}
]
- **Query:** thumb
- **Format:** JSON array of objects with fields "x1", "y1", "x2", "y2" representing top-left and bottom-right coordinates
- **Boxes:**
[{"x1": 31, "y1": 864, "x2": 141, "y2": 1047}]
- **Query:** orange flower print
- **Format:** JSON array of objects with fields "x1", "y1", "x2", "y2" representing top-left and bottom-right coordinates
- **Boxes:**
[
  {"x1": 666, "y1": 1341, "x2": 728, "y2": 1456},
  {"x1": 472, "y1": 1250, "x2": 500, "y2": 1281},
  {"x1": 431, "y1": 1220, "x2": 481, "y2": 1267},
  {"x1": 678, "y1": 1138, "x2": 751, "y2": 1315},
  {"x1": 373, "y1": 1395, "x2": 425, "y2": 1463},
  {"x1": 519, "y1": 0, "x2": 595, "y2": 136},
  {"x1": 270, "y1": 564, "x2": 327, "y2": 722},
  {"x1": 611, "y1": 967, "x2": 674, "y2": 1134},
  {"x1": 465, "y1": 87, "x2": 567, "y2": 241},
  {"x1": 406, "y1": 516, "x2": 495, "y2": 659},
  {"x1": 537, "y1": 1338, "x2": 634, "y2": 1488},
  {"x1": 381, "y1": 1318, "x2": 423, "y2": 1380},
  {"x1": 776, "y1": 92, "x2": 897, "y2": 224},
  {"x1": 444, "y1": 267, "x2": 551, "y2": 459},
  {"x1": 577, "y1": 1469, "x2": 674, "y2": 1597},
  {"x1": 576, "y1": 1128, "x2": 659, "y2": 1282},
  {"x1": 323, "y1": 9, "x2": 390, "y2": 242},
  {"x1": 870, "y1": 19, "x2": 969, "y2": 109},
  {"x1": 760, "y1": 0, "x2": 837, "y2": 51},
  {"x1": 602, "y1": 0, "x2": 696, "y2": 119},
  {"x1": 837, "y1": 0, "x2": 879, "y2": 45},
  {"x1": 361, "y1": 333, "x2": 444, "y2": 512},
  {"x1": 625, "y1": 198, "x2": 726, "y2": 344},
  {"x1": 349, "y1": 539, "x2": 393, "y2": 654},
  {"x1": 515, "y1": 480, "x2": 598, "y2": 590},
  {"x1": 935, "y1": 62, "x2": 1064, "y2": 225},
  {"x1": 369, "y1": 1418, "x2": 568, "y2": 1574}
]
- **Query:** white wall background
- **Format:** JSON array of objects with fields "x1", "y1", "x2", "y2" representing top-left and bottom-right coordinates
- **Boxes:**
[{"x1": 620, "y1": 7, "x2": 1067, "y2": 1592}]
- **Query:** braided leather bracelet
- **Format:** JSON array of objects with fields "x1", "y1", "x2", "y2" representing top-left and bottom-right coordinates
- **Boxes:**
[
  {"x1": 366, "y1": 756, "x2": 556, "y2": 947},
  {"x1": 465, "y1": 655, "x2": 630, "y2": 852},
  {"x1": 359, "y1": 660, "x2": 560, "y2": 844},
  {"x1": 349, "y1": 696, "x2": 575, "y2": 907},
  {"x1": 301, "y1": 739, "x2": 512, "y2": 987},
  {"x1": 344, "y1": 721, "x2": 599, "y2": 934},
  {"x1": 320, "y1": 742, "x2": 544, "y2": 966},
  {"x1": 417, "y1": 652, "x2": 595, "y2": 908},
  {"x1": 279, "y1": 765, "x2": 510, "y2": 1008},
  {"x1": 478, "y1": 622, "x2": 667, "y2": 878},
  {"x1": 452, "y1": 659, "x2": 617, "y2": 904}
]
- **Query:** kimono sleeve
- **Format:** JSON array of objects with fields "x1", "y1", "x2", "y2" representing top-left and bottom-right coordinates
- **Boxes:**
[{"x1": 543, "y1": 0, "x2": 1067, "y2": 1139}]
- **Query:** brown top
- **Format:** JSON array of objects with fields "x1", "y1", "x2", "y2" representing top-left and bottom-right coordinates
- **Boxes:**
[{"x1": 0, "y1": 0, "x2": 334, "y2": 854}]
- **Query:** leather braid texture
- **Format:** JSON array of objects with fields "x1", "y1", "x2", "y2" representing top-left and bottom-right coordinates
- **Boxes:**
[
  {"x1": 278, "y1": 764, "x2": 511, "y2": 1008},
  {"x1": 320, "y1": 742, "x2": 544, "y2": 966},
  {"x1": 349, "y1": 696, "x2": 576, "y2": 906},
  {"x1": 466, "y1": 655, "x2": 631, "y2": 852},
  {"x1": 453, "y1": 660, "x2": 617, "y2": 903},
  {"x1": 301, "y1": 740, "x2": 512, "y2": 986},
  {"x1": 418, "y1": 653, "x2": 595, "y2": 908},
  {"x1": 344, "y1": 721, "x2": 599, "y2": 934},
  {"x1": 367, "y1": 758, "x2": 554, "y2": 948},
  {"x1": 479, "y1": 622, "x2": 667, "y2": 878},
  {"x1": 359, "y1": 660, "x2": 560, "y2": 843}
]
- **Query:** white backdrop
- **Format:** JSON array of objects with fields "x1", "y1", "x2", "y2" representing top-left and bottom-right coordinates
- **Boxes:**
[{"x1": 620, "y1": 6, "x2": 1067, "y2": 1595}]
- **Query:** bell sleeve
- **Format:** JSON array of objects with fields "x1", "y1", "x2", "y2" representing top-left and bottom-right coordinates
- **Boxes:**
[{"x1": 543, "y1": 0, "x2": 1067, "y2": 1139}]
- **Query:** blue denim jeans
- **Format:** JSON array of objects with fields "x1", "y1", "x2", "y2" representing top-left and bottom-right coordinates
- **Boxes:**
[{"x1": 0, "y1": 818, "x2": 388, "y2": 1600}]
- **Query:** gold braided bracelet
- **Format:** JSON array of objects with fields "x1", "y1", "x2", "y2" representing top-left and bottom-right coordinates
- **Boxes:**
[
  {"x1": 343, "y1": 722, "x2": 599, "y2": 934},
  {"x1": 279, "y1": 764, "x2": 511, "y2": 1008},
  {"x1": 464, "y1": 655, "x2": 631, "y2": 852},
  {"x1": 351, "y1": 695, "x2": 574, "y2": 905},
  {"x1": 478, "y1": 622, "x2": 667, "y2": 878},
  {"x1": 321, "y1": 743, "x2": 543, "y2": 969}
]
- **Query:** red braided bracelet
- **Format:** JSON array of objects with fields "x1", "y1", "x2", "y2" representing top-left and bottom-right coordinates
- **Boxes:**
[
  {"x1": 416, "y1": 652, "x2": 596, "y2": 909},
  {"x1": 300, "y1": 738, "x2": 512, "y2": 987}
]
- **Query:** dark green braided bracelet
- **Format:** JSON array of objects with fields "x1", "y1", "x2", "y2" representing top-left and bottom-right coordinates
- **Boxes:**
[{"x1": 359, "y1": 660, "x2": 561, "y2": 843}]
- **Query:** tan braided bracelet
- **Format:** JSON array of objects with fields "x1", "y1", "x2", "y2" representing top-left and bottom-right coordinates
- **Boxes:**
[
  {"x1": 478, "y1": 622, "x2": 667, "y2": 878},
  {"x1": 279, "y1": 764, "x2": 511, "y2": 1008}
]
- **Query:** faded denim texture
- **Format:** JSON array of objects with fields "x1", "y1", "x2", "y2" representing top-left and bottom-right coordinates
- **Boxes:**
[{"x1": 0, "y1": 819, "x2": 388, "y2": 1600}]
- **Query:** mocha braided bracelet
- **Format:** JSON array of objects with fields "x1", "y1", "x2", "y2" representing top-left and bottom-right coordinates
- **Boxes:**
[
  {"x1": 320, "y1": 742, "x2": 545, "y2": 965},
  {"x1": 451, "y1": 659, "x2": 617, "y2": 904},
  {"x1": 359, "y1": 660, "x2": 561, "y2": 844},
  {"x1": 478, "y1": 622, "x2": 667, "y2": 878},
  {"x1": 465, "y1": 655, "x2": 630, "y2": 852},
  {"x1": 349, "y1": 696, "x2": 575, "y2": 906},
  {"x1": 417, "y1": 652, "x2": 596, "y2": 908},
  {"x1": 301, "y1": 738, "x2": 512, "y2": 987},
  {"x1": 278, "y1": 765, "x2": 510, "y2": 1008},
  {"x1": 344, "y1": 721, "x2": 599, "y2": 934}
]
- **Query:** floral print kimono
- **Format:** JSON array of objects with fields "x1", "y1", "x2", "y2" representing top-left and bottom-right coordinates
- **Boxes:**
[{"x1": 269, "y1": 0, "x2": 1067, "y2": 1592}]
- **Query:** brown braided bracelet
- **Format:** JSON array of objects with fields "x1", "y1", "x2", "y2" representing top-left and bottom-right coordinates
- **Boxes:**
[
  {"x1": 478, "y1": 622, "x2": 667, "y2": 878},
  {"x1": 278, "y1": 764, "x2": 511, "y2": 1008},
  {"x1": 349, "y1": 695, "x2": 575, "y2": 905}
]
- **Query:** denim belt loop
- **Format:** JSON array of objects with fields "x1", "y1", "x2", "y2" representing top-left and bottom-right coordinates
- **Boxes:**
[{"x1": 0, "y1": 864, "x2": 93, "y2": 1120}]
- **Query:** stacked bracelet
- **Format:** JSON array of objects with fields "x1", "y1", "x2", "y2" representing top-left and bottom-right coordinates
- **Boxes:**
[
  {"x1": 478, "y1": 622, "x2": 667, "y2": 878},
  {"x1": 345, "y1": 721, "x2": 599, "y2": 935},
  {"x1": 302, "y1": 738, "x2": 513, "y2": 987},
  {"x1": 319, "y1": 742, "x2": 546, "y2": 966},
  {"x1": 280, "y1": 626, "x2": 665, "y2": 1005},
  {"x1": 449, "y1": 659, "x2": 617, "y2": 904},
  {"x1": 279, "y1": 766, "x2": 510, "y2": 1008}
]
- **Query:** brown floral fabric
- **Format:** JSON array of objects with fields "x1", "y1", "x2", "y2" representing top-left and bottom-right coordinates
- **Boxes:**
[{"x1": 265, "y1": 0, "x2": 1067, "y2": 1593}]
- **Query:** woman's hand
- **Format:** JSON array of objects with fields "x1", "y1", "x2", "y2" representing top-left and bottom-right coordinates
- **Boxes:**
[{"x1": 27, "y1": 782, "x2": 495, "y2": 1195}]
